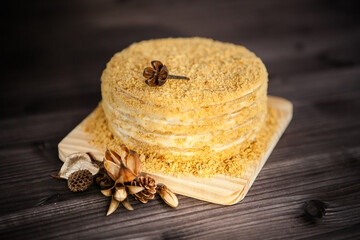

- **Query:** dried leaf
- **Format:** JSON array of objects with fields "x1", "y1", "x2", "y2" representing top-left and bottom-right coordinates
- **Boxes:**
[
  {"x1": 113, "y1": 186, "x2": 127, "y2": 202},
  {"x1": 126, "y1": 185, "x2": 144, "y2": 194},
  {"x1": 121, "y1": 198, "x2": 134, "y2": 211},
  {"x1": 106, "y1": 197, "x2": 120, "y2": 216},
  {"x1": 158, "y1": 184, "x2": 179, "y2": 208},
  {"x1": 59, "y1": 153, "x2": 99, "y2": 179},
  {"x1": 104, "y1": 160, "x2": 120, "y2": 181}
]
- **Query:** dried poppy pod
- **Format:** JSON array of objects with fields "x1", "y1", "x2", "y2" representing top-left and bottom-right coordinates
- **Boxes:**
[{"x1": 143, "y1": 60, "x2": 189, "y2": 87}]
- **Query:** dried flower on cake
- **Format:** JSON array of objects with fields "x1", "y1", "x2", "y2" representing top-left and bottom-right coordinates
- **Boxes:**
[{"x1": 143, "y1": 60, "x2": 189, "y2": 87}]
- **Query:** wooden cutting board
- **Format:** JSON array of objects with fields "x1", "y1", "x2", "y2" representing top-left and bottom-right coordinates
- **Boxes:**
[{"x1": 58, "y1": 96, "x2": 292, "y2": 205}]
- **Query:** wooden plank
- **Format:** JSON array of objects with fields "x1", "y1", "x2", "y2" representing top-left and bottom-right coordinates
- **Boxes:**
[
  {"x1": 58, "y1": 96, "x2": 293, "y2": 205},
  {"x1": 1, "y1": 159, "x2": 360, "y2": 240},
  {"x1": 2, "y1": 1, "x2": 360, "y2": 239}
]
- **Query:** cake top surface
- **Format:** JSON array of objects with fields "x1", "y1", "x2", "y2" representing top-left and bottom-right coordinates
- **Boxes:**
[{"x1": 101, "y1": 37, "x2": 267, "y2": 108}]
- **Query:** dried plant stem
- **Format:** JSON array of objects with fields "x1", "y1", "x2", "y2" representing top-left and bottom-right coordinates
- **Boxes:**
[{"x1": 167, "y1": 75, "x2": 190, "y2": 80}]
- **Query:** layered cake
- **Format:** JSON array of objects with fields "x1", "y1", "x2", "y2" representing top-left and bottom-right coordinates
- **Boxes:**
[{"x1": 100, "y1": 37, "x2": 269, "y2": 165}]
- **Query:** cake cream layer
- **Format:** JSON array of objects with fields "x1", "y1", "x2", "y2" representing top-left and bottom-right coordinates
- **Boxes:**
[
  {"x1": 102, "y1": 78, "x2": 267, "y2": 125},
  {"x1": 106, "y1": 106, "x2": 266, "y2": 149},
  {"x1": 103, "y1": 97, "x2": 266, "y2": 136},
  {"x1": 102, "y1": 71, "x2": 267, "y2": 122},
  {"x1": 107, "y1": 119, "x2": 260, "y2": 162},
  {"x1": 100, "y1": 37, "x2": 269, "y2": 162},
  {"x1": 102, "y1": 83, "x2": 267, "y2": 133}
]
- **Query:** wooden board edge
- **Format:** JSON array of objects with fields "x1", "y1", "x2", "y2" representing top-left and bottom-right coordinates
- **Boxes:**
[{"x1": 224, "y1": 96, "x2": 293, "y2": 205}]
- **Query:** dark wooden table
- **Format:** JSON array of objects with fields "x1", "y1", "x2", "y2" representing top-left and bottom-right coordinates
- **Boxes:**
[{"x1": 1, "y1": 0, "x2": 360, "y2": 239}]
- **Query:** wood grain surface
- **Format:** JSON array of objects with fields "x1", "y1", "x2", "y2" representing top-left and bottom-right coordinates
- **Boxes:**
[{"x1": 1, "y1": 0, "x2": 360, "y2": 239}]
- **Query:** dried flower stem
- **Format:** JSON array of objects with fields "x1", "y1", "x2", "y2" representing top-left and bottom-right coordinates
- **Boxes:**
[{"x1": 167, "y1": 75, "x2": 190, "y2": 80}]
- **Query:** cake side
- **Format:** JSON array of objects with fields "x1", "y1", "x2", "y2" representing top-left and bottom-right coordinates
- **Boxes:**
[{"x1": 101, "y1": 37, "x2": 268, "y2": 165}]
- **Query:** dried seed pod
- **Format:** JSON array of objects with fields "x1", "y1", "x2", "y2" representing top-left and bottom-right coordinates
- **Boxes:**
[
  {"x1": 99, "y1": 146, "x2": 145, "y2": 216},
  {"x1": 132, "y1": 175, "x2": 157, "y2": 203},
  {"x1": 103, "y1": 176, "x2": 135, "y2": 215},
  {"x1": 103, "y1": 147, "x2": 140, "y2": 182},
  {"x1": 157, "y1": 184, "x2": 179, "y2": 208},
  {"x1": 67, "y1": 169, "x2": 93, "y2": 192},
  {"x1": 143, "y1": 60, "x2": 189, "y2": 87},
  {"x1": 114, "y1": 186, "x2": 127, "y2": 202},
  {"x1": 59, "y1": 153, "x2": 99, "y2": 179}
]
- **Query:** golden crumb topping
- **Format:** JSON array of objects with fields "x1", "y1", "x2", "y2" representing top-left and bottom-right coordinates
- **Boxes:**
[{"x1": 101, "y1": 37, "x2": 267, "y2": 109}]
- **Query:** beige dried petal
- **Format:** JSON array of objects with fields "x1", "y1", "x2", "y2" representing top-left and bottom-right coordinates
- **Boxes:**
[
  {"x1": 125, "y1": 151, "x2": 142, "y2": 176},
  {"x1": 59, "y1": 153, "x2": 99, "y2": 179},
  {"x1": 106, "y1": 197, "x2": 119, "y2": 216},
  {"x1": 126, "y1": 185, "x2": 144, "y2": 194},
  {"x1": 119, "y1": 145, "x2": 129, "y2": 162},
  {"x1": 115, "y1": 176, "x2": 124, "y2": 185},
  {"x1": 143, "y1": 67, "x2": 155, "y2": 79},
  {"x1": 101, "y1": 187, "x2": 114, "y2": 197},
  {"x1": 145, "y1": 193, "x2": 155, "y2": 200},
  {"x1": 114, "y1": 186, "x2": 127, "y2": 202},
  {"x1": 138, "y1": 197, "x2": 148, "y2": 204},
  {"x1": 119, "y1": 163, "x2": 137, "y2": 182},
  {"x1": 109, "y1": 149, "x2": 122, "y2": 165},
  {"x1": 104, "y1": 160, "x2": 120, "y2": 181},
  {"x1": 141, "y1": 191, "x2": 154, "y2": 198},
  {"x1": 158, "y1": 184, "x2": 179, "y2": 208},
  {"x1": 121, "y1": 198, "x2": 134, "y2": 211},
  {"x1": 104, "y1": 149, "x2": 114, "y2": 163},
  {"x1": 148, "y1": 188, "x2": 157, "y2": 195}
]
